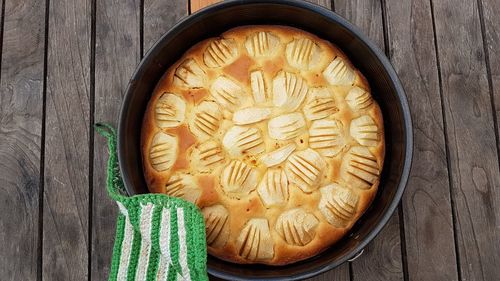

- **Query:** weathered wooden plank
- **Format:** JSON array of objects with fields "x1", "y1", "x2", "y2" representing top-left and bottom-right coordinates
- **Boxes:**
[
  {"x1": 350, "y1": 214, "x2": 403, "y2": 280},
  {"x1": 306, "y1": 0, "x2": 331, "y2": 9},
  {"x1": 334, "y1": 0, "x2": 383, "y2": 48},
  {"x1": 144, "y1": 0, "x2": 187, "y2": 52},
  {"x1": 480, "y1": 0, "x2": 500, "y2": 276},
  {"x1": 481, "y1": 0, "x2": 500, "y2": 182},
  {"x1": 333, "y1": 0, "x2": 403, "y2": 280},
  {"x1": 431, "y1": 0, "x2": 500, "y2": 279},
  {"x1": 189, "y1": 0, "x2": 331, "y2": 13},
  {"x1": 304, "y1": 265, "x2": 349, "y2": 281},
  {"x1": 42, "y1": 0, "x2": 91, "y2": 279},
  {"x1": 383, "y1": 0, "x2": 460, "y2": 280},
  {"x1": 0, "y1": 0, "x2": 45, "y2": 279},
  {"x1": 191, "y1": 0, "x2": 220, "y2": 13},
  {"x1": 91, "y1": 0, "x2": 141, "y2": 280}
]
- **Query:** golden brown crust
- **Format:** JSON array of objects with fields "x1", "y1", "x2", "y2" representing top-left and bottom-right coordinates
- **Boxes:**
[{"x1": 141, "y1": 25, "x2": 385, "y2": 265}]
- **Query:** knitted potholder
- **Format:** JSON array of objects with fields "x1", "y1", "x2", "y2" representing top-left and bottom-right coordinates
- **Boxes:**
[{"x1": 96, "y1": 123, "x2": 208, "y2": 281}]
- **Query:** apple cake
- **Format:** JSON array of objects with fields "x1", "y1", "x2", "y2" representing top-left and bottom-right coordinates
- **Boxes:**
[{"x1": 141, "y1": 25, "x2": 385, "y2": 265}]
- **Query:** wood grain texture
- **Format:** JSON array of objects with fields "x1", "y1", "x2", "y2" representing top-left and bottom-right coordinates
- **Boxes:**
[
  {"x1": 42, "y1": 0, "x2": 91, "y2": 279},
  {"x1": 189, "y1": 0, "x2": 331, "y2": 13},
  {"x1": 351, "y1": 214, "x2": 402, "y2": 280},
  {"x1": 431, "y1": 0, "x2": 500, "y2": 280},
  {"x1": 334, "y1": 0, "x2": 383, "y2": 47},
  {"x1": 384, "y1": 0, "x2": 460, "y2": 280},
  {"x1": 91, "y1": 0, "x2": 141, "y2": 280},
  {"x1": 333, "y1": 0, "x2": 403, "y2": 280},
  {"x1": 305, "y1": 0, "x2": 331, "y2": 9},
  {"x1": 190, "y1": 0, "x2": 220, "y2": 13},
  {"x1": 144, "y1": 0, "x2": 187, "y2": 52},
  {"x1": 304, "y1": 263, "x2": 349, "y2": 281},
  {"x1": 0, "y1": 0, "x2": 45, "y2": 279},
  {"x1": 481, "y1": 0, "x2": 500, "y2": 170}
]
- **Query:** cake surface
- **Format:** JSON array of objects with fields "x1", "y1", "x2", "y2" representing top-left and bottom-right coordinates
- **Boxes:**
[{"x1": 141, "y1": 25, "x2": 385, "y2": 265}]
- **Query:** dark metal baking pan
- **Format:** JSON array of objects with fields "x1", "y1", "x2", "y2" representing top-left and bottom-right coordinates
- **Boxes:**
[{"x1": 117, "y1": 0, "x2": 413, "y2": 280}]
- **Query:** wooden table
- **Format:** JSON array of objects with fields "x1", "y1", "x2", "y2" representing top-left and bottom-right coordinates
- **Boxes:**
[{"x1": 1, "y1": 0, "x2": 499, "y2": 280}]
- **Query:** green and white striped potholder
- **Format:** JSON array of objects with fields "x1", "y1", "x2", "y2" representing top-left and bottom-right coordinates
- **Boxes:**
[{"x1": 96, "y1": 123, "x2": 208, "y2": 281}]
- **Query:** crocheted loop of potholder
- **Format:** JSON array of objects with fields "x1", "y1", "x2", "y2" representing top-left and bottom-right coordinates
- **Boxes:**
[{"x1": 95, "y1": 123, "x2": 208, "y2": 281}]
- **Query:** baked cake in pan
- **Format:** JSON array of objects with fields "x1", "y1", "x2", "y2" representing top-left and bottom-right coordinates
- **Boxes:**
[{"x1": 141, "y1": 25, "x2": 385, "y2": 265}]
